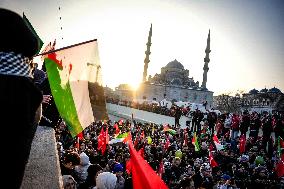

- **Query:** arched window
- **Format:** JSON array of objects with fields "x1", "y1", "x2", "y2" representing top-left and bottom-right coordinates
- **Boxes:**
[{"x1": 262, "y1": 99, "x2": 266, "y2": 106}]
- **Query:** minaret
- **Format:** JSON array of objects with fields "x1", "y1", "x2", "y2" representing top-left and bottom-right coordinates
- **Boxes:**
[
  {"x1": 142, "y1": 24, "x2": 152, "y2": 82},
  {"x1": 201, "y1": 29, "x2": 211, "y2": 89}
]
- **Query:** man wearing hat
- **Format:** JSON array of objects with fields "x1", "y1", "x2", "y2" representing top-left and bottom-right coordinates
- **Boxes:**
[
  {"x1": 0, "y1": 8, "x2": 43, "y2": 188},
  {"x1": 219, "y1": 174, "x2": 238, "y2": 189},
  {"x1": 112, "y1": 163, "x2": 125, "y2": 189}
]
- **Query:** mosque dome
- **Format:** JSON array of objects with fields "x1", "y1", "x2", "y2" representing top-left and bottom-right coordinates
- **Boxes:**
[
  {"x1": 268, "y1": 87, "x2": 282, "y2": 93},
  {"x1": 260, "y1": 88, "x2": 268, "y2": 93},
  {"x1": 249, "y1": 88, "x2": 259, "y2": 94},
  {"x1": 165, "y1": 59, "x2": 184, "y2": 70}
]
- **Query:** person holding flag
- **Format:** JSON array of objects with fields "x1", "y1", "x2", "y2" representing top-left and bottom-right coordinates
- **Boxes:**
[{"x1": 0, "y1": 8, "x2": 43, "y2": 188}]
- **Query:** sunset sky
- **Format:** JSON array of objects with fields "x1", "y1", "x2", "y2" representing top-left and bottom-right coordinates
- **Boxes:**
[{"x1": 1, "y1": 0, "x2": 284, "y2": 95}]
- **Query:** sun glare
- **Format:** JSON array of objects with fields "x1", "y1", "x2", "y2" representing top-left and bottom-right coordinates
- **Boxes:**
[{"x1": 129, "y1": 82, "x2": 140, "y2": 91}]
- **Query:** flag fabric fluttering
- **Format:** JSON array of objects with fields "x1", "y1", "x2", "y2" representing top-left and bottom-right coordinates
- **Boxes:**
[
  {"x1": 77, "y1": 131, "x2": 84, "y2": 140},
  {"x1": 138, "y1": 147, "x2": 145, "y2": 159},
  {"x1": 209, "y1": 150, "x2": 218, "y2": 168},
  {"x1": 213, "y1": 135, "x2": 224, "y2": 151},
  {"x1": 163, "y1": 124, "x2": 177, "y2": 135},
  {"x1": 126, "y1": 159, "x2": 132, "y2": 175},
  {"x1": 44, "y1": 39, "x2": 108, "y2": 137},
  {"x1": 23, "y1": 12, "x2": 44, "y2": 54},
  {"x1": 123, "y1": 132, "x2": 132, "y2": 143},
  {"x1": 108, "y1": 132, "x2": 129, "y2": 145},
  {"x1": 239, "y1": 134, "x2": 246, "y2": 154},
  {"x1": 97, "y1": 127, "x2": 108, "y2": 155},
  {"x1": 192, "y1": 133, "x2": 200, "y2": 151},
  {"x1": 128, "y1": 142, "x2": 168, "y2": 189}
]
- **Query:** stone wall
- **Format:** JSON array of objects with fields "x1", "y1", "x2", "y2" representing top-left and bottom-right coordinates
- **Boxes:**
[
  {"x1": 21, "y1": 126, "x2": 63, "y2": 189},
  {"x1": 107, "y1": 103, "x2": 191, "y2": 129}
]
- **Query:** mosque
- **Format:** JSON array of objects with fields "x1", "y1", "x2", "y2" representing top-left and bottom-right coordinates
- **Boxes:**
[{"x1": 135, "y1": 24, "x2": 214, "y2": 107}]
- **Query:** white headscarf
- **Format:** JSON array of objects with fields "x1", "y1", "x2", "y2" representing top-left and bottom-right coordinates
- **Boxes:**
[{"x1": 96, "y1": 172, "x2": 117, "y2": 189}]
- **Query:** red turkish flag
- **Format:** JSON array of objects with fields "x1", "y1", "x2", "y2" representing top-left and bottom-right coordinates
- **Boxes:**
[
  {"x1": 239, "y1": 134, "x2": 246, "y2": 154},
  {"x1": 128, "y1": 142, "x2": 168, "y2": 189},
  {"x1": 97, "y1": 127, "x2": 108, "y2": 155}
]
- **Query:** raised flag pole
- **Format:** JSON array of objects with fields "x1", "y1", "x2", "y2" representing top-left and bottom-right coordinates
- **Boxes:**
[{"x1": 34, "y1": 38, "x2": 98, "y2": 57}]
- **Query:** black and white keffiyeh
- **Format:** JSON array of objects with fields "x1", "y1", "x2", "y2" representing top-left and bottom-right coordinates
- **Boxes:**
[{"x1": 0, "y1": 52, "x2": 33, "y2": 78}]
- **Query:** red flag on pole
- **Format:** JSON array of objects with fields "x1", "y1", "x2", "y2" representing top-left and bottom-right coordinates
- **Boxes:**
[
  {"x1": 97, "y1": 127, "x2": 108, "y2": 155},
  {"x1": 209, "y1": 150, "x2": 218, "y2": 168},
  {"x1": 239, "y1": 134, "x2": 246, "y2": 154},
  {"x1": 128, "y1": 142, "x2": 168, "y2": 189},
  {"x1": 126, "y1": 159, "x2": 132, "y2": 175},
  {"x1": 138, "y1": 147, "x2": 144, "y2": 159}
]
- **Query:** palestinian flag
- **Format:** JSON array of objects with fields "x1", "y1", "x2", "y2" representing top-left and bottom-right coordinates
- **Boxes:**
[
  {"x1": 44, "y1": 39, "x2": 108, "y2": 137},
  {"x1": 213, "y1": 135, "x2": 224, "y2": 151},
  {"x1": 109, "y1": 132, "x2": 129, "y2": 144},
  {"x1": 192, "y1": 133, "x2": 200, "y2": 151},
  {"x1": 163, "y1": 125, "x2": 177, "y2": 135}
]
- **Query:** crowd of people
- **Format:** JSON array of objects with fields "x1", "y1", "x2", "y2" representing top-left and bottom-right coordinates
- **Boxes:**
[
  {"x1": 2, "y1": 8, "x2": 283, "y2": 189},
  {"x1": 33, "y1": 60, "x2": 284, "y2": 189},
  {"x1": 54, "y1": 106, "x2": 284, "y2": 189},
  {"x1": 106, "y1": 98, "x2": 191, "y2": 118}
]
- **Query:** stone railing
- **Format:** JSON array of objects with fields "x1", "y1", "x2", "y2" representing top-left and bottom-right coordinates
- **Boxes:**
[{"x1": 21, "y1": 126, "x2": 63, "y2": 189}]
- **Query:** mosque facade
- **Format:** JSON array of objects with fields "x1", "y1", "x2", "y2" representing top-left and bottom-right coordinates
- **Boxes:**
[
  {"x1": 136, "y1": 59, "x2": 213, "y2": 106},
  {"x1": 136, "y1": 25, "x2": 214, "y2": 107}
]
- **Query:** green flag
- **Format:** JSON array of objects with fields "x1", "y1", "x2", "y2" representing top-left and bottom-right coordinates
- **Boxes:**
[
  {"x1": 192, "y1": 133, "x2": 200, "y2": 151},
  {"x1": 23, "y1": 13, "x2": 44, "y2": 54}
]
